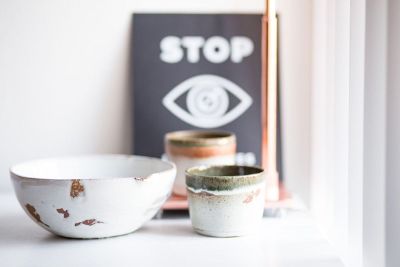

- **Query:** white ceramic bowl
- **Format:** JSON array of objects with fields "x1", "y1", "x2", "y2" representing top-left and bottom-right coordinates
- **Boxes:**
[{"x1": 10, "y1": 155, "x2": 176, "y2": 239}]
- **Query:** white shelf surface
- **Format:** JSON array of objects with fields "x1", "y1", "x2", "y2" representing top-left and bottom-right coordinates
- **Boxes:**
[{"x1": 0, "y1": 193, "x2": 344, "y2": 267}]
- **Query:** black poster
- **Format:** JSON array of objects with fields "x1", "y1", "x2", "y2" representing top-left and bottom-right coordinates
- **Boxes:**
[{"x1": 132, "y1": 14, "x2": 262, "y2": 165}]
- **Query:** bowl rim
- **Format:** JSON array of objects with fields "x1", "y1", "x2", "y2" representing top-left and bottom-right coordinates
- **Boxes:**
[{"x1": 10, "y1": 154, "x2": 176, "y2": 181}]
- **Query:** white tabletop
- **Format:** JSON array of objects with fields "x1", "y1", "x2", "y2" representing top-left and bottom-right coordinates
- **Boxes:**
[{"x1": 0, "y1": 193, "x2": 344, "y2": 267}]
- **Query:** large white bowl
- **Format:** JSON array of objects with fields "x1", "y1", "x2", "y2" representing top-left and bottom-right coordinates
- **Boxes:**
[{"x1": 10, "y1": 155, "x2": 176, "y2": 239}]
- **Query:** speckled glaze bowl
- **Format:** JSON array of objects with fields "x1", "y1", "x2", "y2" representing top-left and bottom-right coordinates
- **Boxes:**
[
  {"x1": 165, "y1": 130, "x2": 236, "y2": 196},
  {"x1": 10, "y1": 155, "x2": 176, "y2": 239},
  {"x1": 186, "y1": 165, "x2": 265, "y2": 237}
]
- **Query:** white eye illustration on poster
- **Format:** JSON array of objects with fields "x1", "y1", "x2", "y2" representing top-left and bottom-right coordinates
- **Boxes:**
[{"x1": 162, "y1": 75, "x2": 253, "y2": 128}]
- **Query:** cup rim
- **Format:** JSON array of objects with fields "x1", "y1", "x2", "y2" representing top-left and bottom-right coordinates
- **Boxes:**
[
  {"x1": 165, "y1": 130, "x2": 236, "y2": 147},
  {"x1": 185, "y1": 165, "x2": 265, "y2": 191}
]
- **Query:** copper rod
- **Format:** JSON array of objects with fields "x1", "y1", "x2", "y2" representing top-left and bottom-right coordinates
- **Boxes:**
[
  {"x1": 265, "y1": 0, "x2": 270, "y2": 16},
  {"x1": 261, "y1": 0, "x2": 269, "y2": 169},
  {"x1": 262, "y1": 0, "x2": 279, "y2": 201}
]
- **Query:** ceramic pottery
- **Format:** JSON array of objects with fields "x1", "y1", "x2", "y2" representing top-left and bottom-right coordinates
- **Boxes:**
[
  {"x1": 165, "y1": 130, "x2": 236, "y2": 196},
  {"x1": 186, "y1": 165, "x2": 265, "y2": 237},
  {"x1": 10, "y1": 155, "x2": 176, "y2": 239}
]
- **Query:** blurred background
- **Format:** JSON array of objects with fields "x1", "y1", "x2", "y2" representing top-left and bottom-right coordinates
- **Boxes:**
[
  {"x1": 1, "y1": 0, "x2": 399, "y2": 266},
  {"x1": 0, "y1": 0, "x2": 312, "y2": 201}
]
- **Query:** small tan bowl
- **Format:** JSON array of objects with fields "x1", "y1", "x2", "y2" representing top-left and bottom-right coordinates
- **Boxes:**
[{"x1": 165, "y1": 130, "x2": 236, "y2": 196}]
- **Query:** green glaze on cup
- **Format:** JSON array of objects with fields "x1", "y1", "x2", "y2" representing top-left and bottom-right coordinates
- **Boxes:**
[{"x1": 186, "y1": 165, "x2": 265, "y2": 191}]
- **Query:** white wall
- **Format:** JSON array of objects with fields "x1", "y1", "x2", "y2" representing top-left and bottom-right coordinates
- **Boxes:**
[
  {"x1": 277, "y1": 0, "x2": 312, "y2": 205},
  {"x1": 0, "y1": 0, "x2": 139, "y2": 192},
  {"x1": 0, "y1": 0, "x2": 312, "y2": 201},
  {"x1": 386, "y1": 1, "x2": 400, "y2": 265},
  {"x1": 310, "y1": 0, "x2": 353, "y2": 263},
  {"x1": 310, "y1": 0, "x2": 394, "y2": 266},
  {"x1": 363, "y1": 0, "x2": 387, "y2": 266}
]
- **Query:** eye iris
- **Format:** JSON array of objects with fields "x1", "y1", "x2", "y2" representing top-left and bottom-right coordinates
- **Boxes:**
[{"x1": 186, "y1": 82, "x2": 229, "y2": 118}]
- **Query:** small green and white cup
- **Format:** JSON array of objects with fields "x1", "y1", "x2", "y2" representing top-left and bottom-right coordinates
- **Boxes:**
[{"x1": 186, "y1": 165, "x2": 266, "y2": 237}]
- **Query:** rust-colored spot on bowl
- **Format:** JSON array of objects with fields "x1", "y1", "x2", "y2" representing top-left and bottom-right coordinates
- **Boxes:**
[
  {"x1": 25, "y1": 203, "x2": 50, "y2": 227},
  {"x1": 74, "y1": 219, "x2": 104, "y2": 227},
  {"x1": 134, "y1": 177, "x2": 147, "y2": 181},
  {"x1": 56, "y1": 208, "x2": 70, "y2": 218},
  {"x1": 70, "y1": 179, "x2": 84, "y2": 198}
]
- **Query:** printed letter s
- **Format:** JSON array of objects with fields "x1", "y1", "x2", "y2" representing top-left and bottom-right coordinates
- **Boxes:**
[{"x1": 160, "y1": 36, "x2": 183, "y2": 63}]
